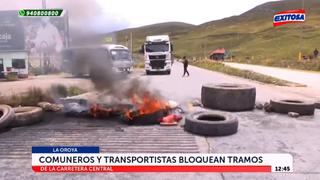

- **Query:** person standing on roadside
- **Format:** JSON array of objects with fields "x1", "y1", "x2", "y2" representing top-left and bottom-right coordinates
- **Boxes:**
[
  {"x1": 314, "y1": 48, "x2": 319, "y2": 59},
  {"x1": 182, "y1": 56, "x2": 190, "y2": 77}
]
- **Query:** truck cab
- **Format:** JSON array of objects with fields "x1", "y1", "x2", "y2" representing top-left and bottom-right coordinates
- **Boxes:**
[{"x1": 144, "y1": 35, "x2": 172, "y2": 75}]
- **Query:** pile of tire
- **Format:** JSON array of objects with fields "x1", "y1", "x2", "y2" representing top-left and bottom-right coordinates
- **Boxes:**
[
  {"x1": 0, "y1": 105, "x2": 43, "y2": 130},
  {"x1": 184, "y1": 111, "x2": 238, "y2": 136},
  {"x1": 201, "y1": 83, "x2": 256, "y2": 111},
  {"x1": 11, "y1": 106, "x2": 44, "y2": 127},
  {"x1": 270, "y1": 99, "x2": 315, "y2": 116},
  {"x1": 0, "y1": 105, "x2": 15, "y2": 130}
]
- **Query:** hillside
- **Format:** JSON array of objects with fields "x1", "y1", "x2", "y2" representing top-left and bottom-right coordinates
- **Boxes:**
[
  {"x1": 110, "y1": 0, "x2": 320, "y2": 70},
  {"x1": 109, "y1": 22, "x2": 195, "y2": 53}
]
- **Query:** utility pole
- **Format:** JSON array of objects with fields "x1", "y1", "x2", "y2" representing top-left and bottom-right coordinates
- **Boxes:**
[
  {"x1": 204, "y1": 42, "x2": 207, "y2": 60},
  {"x1": 125, "y1": 35, "x2": 128, "y2": 47},
  {"x1": 40, "y1": 0, "x2": 47, "y2": 74},
  {"x1": 65, "y1": 10, "x2": 70, "y2": 48},
  {"x1": 299, "y1": 0, "x2": 305, "y2": 60},
  {"x1": 130, "y1": 32, "x2": 133, "y2": 55},
  {"x1": 40, "y1": 0, "x2": 46, "y2": 74},
  {"x1": 201, "y1": 44, "x2": 205, "y2": 60},
  {"x1": 42, "y1": 0, "x2": 46, "y2": 9}
]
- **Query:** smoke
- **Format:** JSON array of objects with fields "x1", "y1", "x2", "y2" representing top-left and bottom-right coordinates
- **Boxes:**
[
  {"x1": 63, "y1": 45, "x2": 165, "y2": 105},
  {"x1": 62, "y1": 46, "x2": 120, "y2": 90},
  {"x1": 1, "y1": 0, "x2": 162, "y2": 104},
  {"x1": 64, "y1": 46, "x2": 153, "y2": 95},
  {"x1": 1, "y1": 0, "x2": 130, "y2": 35}
]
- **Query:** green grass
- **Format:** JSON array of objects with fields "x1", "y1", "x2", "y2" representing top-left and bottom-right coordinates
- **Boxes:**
[
  {"x1": 191, "y1": 60, "x2": 302, "y2": 86},
  {"x1": 6, "y1": 72, "x2": 19, "y2": 81},
  {"x1": 0, "y1": 87, "x2": 53, "y2": 107},
  {"x1": 0, "y1": 85, "x2": 86, "y2": 107},
  {"x1": 67, "y1": 86, "x2": 86, "y2": 97},
  {"x1": 133, "y1": 54, "x2": 145, "y2": 69},
  {"x1": 49, "y1": 84, "x2": 85, "y2": 98}
]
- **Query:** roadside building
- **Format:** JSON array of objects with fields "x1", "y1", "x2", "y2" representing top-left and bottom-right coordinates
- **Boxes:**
[
  {"x1": 0, "y1": 10, "x2": 69, "y2": 78},
  {"x1": 209, "y1": 48, "x2": 225, "y2": 60},
  {"x1": 0, "y1": 11, "x2": 28, "y2": 78},
  {"x1": 0, "y1": 50, "x2": 29, "y2": 78}
]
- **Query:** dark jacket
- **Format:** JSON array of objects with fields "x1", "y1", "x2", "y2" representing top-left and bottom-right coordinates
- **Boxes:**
[
  {"x1": 183, "y1": 59, "x2": 188, "y2": 68},
  {"x1": 314, "y1": 49, "x2": 319, "y2": 56}
]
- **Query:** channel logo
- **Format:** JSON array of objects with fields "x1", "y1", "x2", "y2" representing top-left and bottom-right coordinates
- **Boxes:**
[{"x1": 273, "y1": 9, "x2": 305, "y2": 27}]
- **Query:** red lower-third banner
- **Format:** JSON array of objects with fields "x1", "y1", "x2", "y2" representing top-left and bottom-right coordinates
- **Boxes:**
[{"x1": 32, "y1": 165, "x2": 272, "y2": 172}]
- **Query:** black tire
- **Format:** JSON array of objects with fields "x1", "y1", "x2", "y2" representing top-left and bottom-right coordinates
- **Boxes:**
[
  {"x1": 125, "y1": 110, "x2": 164, "y2": 125},
  {"x1": 0, "y1": 105, "x2": 15, "y2": 129},
  {"x1": 184, "y1": 111, "x2": 238, "y2": 136},
  {"x1": 201, "y1": 83, "x2": 256, "y2": 111},
  {"x1": 167, "y1": 70, "x2": 171, "y2": 75},
  {"x1": 146, "y1": 70, "x2": 150, "y2": 75},
  {"x1": 315, "y1": 101, "x2": 320, "y2": 109},
  {"x1": 270, "y1": 99, "x2": 315, "y2": 116},
  {"x1": 11, "y1": 106, "x2": 43, "y2": 127}
]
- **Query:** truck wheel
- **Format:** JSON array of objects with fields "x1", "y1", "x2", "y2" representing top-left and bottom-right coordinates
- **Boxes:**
[
  {"x1": 0, "y1": 105, "x2": 15, "y2": 130},
  {"x1": 270, "y1": 99, "x2": 315, "y2": 116},
  {"x1": 11, "y1": 106, "x2": 43, "y2": 127},
  {"x1": 184, "y1": 111, "x2": 238, "y2": 136},
  {"x1": 201, "y1": 83, "x2": 256, "y2": 111}
]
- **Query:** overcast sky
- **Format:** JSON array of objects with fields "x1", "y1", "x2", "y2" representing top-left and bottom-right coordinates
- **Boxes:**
[
  {"x1": 2, "y1": 0, "x2": 279, "y2": 32},
  {"x1": 96, "y1": 0, "x2": 279, "y2": 27}
]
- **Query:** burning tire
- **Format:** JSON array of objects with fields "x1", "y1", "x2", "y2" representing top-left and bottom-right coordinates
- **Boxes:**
[
  {"x1": 184, "y1": 111, "x2": 238, "y2": 136},
  {"x1": 11, "y1": 106, "x2": 43, "y2": 127},
  {"x1": 0, "y1": 105, "x2": 15, "y2": 130},
  {"x1": 201, "y1": 83, "x2": 256, "y2": 111},
  {"x1": 270, "y1": 99, "x2": 315, "y2": 116},
  {"x1": 126, "y1": 110, "x2": 164, "y2": 125}
]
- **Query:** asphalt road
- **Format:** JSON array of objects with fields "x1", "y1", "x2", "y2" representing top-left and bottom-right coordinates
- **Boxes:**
[
  {"x1": 1, "y1": 63, "x2": 320, "y2": 179},
  {"x1": 224, "y1": 62, "x2": 320, "y2": 92},
  {"x1": 144, "y1": 62, "x2": 320, "y2": 103},
  {"x1": 142, "y1": 62, "x2": 320, "y2": 179}
]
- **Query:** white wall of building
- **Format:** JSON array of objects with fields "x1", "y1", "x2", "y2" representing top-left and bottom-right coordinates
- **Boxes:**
[{"x1": 0, "y1": 51, "x2": 28, "y2": 77}]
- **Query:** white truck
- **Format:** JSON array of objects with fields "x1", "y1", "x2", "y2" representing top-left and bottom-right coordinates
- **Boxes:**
[{"x1": 144, "y1": 35, "x2": 172, "y2": 75}]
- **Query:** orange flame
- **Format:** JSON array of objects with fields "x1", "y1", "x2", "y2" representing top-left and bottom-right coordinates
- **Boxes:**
[
  {"x1": 89, "y1": 91, "x2": 168, "y2": 120},
  {"x1": 124, "y1": 91, "x2": 168, "y2": 120}
]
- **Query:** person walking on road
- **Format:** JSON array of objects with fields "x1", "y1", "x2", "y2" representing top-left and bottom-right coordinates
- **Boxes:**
[
  {"x1": 314, "y1": 48, "x2": 319, "y2": 59},
  {"x1": 182, "y1": 56, "x2": 189, "y2": 77}
]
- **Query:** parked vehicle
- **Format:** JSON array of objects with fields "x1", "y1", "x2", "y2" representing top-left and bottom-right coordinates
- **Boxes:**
[
  {"x1": 105, "y1": 44, "x2": 134, "y2": 73},
  {"x1": 61, "y1": 44, "x2": 133, "y2": 76}
]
